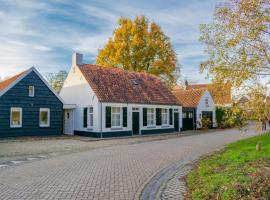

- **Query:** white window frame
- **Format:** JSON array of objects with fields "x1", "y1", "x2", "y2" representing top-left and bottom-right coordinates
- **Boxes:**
[
  {"x1": 10, "y1": 107, "x2": 22, "y2": 128},
  {"x1": 147, "y1": 108, "x2": 155, "y2": 126},
  {"x1": 89, "y1": 106, "x2": 94, "y2": 128},
  {"x1": 111, "y1": 107, "x2": 121, "y2": 128},
  {"x1": 189, "y1": 112, "x2": 193, "y2": 119},
  {"x1": 39, "y1": 108, "x2": 50, "y2": 127},
  {"x1": 29, "y1": 86, "x2": 35, "y2": 97},
  {"x1": 161, "y1": 108, "x2": 168, "y2": 125}
]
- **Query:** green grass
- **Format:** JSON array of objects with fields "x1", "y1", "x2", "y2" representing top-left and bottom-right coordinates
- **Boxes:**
[{"x1": 187, "y1": 132, "x2": 270, "y2": 200}]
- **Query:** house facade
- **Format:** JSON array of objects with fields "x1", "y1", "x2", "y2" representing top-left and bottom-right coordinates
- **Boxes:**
[
  {"x1": 172, "y1": 88, "x2": 216, "y2": 130},
  {"x1": 0, "y1": 67, "x2": 63, "y2": 137},
  {"x1": 185, "y1": 81, "x2": 232, "y2": 107},
  {"x1": 60, "y1": 53, "x2": 182, "y2": 138}
]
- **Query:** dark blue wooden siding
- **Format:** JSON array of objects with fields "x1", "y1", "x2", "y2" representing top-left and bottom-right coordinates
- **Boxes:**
[{"x1": 0, "y1": 71, "x2": 63, "y2": 137}]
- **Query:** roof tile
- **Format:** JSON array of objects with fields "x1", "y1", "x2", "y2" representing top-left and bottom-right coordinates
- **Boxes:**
[{"x1": 79, "y1": 64, "x2": 179, "y2": 105}]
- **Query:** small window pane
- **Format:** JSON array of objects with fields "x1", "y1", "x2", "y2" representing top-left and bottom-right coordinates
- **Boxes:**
[
  {"x1": 147, "y1": 108, "x2": 154, "y2": 126},
  {"x1": 40, "y1": 108, "x2": 50, "y2": 127},
  {"x1": 29, "y1": 86, "x2": 34, "y2": 97},
  {"x1": 162, "y1": 109, "x2": 168, "y2": 125},
  {"x1": 89, "y1": 106, "x2": 93, "y2": 127},
  {"x1": 10, "y1": 108, "x2": 22, "y2": 127},
  {"x1": 111, "y1": 107, "x2": 121, "y2": 127},
  {"x1": 189, "y1": 112, "x2": 193, "y2": 118}
]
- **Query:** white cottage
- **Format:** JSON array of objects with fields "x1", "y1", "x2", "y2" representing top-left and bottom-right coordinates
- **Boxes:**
[
  {"x1": 60, "y1": 53, "x2": 182, "y2": 138},
  {"x1": 172, "y1": 88, "x2": 216, "y2": 130}
]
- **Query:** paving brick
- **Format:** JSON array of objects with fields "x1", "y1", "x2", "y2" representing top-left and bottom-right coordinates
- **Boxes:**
[{"x1": 0, "y1": 127, "x2": 262, "y2": 200}]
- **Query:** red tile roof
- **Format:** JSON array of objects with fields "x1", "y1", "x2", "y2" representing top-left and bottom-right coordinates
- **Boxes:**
[
  {"x1": 186, "y1": 83, "x2": 232, "y2": 105},
  {"x1": 79, "y1": 64, "x2": 179, "y2": 105},
  {"x1": 172, "y1": 88, "x2": 206, "y2": 107},
  {"x1": 0, "y1": 71, "x2": 25, "y2": 92}
]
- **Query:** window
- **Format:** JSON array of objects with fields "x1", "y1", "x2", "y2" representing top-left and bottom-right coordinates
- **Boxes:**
[
  {"x1": 147, "y1": 108, "x2": 155, "y2": 126},
  {"x1": 188, "y1": 112, "x2": 193, "y2": 118},
  {"x1": 29, "y1": 86, "x2": 34, "y2": 97},
  {"x1": 89, "y1": 106, "x2": 93, "y2": 127},
  {"x1": 182, "y1": 112, "x2": 187, "y2": 118},
  {"x1": 161, "y1": 109, "x2": 168, "y2": 125},
  {"x1": 111, "y1": 107, "x2": 121, "y2": 127},
  {"x1": 40, "y1": 108, "x2": 50, "y2": 127},
  {"x1": 10, "y1": 107, "x2": 22, "y2": 128},
  {"x1": 205, "y1": 98, "x2": 209, "y2": 107}
]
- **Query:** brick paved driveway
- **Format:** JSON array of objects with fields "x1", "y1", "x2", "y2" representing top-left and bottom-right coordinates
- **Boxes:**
[{"x1": 0, "y1": 127, "x2": 263, "y2": 200}]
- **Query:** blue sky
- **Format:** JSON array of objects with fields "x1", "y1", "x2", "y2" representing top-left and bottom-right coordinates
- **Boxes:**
[{"x1": 0, "y1": 0, "x2": 222, "y2": 83}]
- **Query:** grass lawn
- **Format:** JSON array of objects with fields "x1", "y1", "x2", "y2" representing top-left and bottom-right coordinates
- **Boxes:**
[{"x1": 187, "y1": 132, "x2": 270, "y2": 200}]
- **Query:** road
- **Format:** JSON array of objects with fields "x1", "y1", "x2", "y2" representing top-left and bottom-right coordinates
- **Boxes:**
[{"x1": 0, "y1": 127, "x2": 262, "y2": 200}]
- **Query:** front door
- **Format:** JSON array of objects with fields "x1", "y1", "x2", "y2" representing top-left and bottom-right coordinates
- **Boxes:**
[
  {"x1": 174, "y1": 112, "x2": 179, "y2": 132},
  {"x1": 64, "y1": 109, "x2": 74, "y2": 135},
  {"x1": 182, "y1": 111, "x2": 195, "y2": 130},
  {"x1": 132, "y1": 112, "x2": 140, "y2": 135}
]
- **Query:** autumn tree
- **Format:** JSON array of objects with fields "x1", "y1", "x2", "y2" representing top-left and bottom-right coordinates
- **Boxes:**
[
  {"x1": 200, "y1": 0, "x2": 270, "y2": 88},
  {"x1": 46, "y1": 70, "x2": 68, "y2": 93},
  {"x1": 96, "y1": 16, "x2": 179, "y2": 87},
  {"x1": 200, "y1": 0, "x2": 270, "y2": 127}
]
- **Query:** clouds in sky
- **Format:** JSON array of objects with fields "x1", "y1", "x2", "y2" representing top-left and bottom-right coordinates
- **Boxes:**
[{"x1": 0, "y1": 0, "x2": 221, "y2": 82}]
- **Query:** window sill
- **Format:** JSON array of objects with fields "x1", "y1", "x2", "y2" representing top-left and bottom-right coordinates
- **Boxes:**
[
  {"x1": 161, "y1": 125, "x2": 170, "y2": 128},
  {"x1": 111, "y1": 127, "x2": 123, "y2": 130},
  {"x1": 40, "y1": 125, "x2": 50, "y2": 128},
  {"x1": 147, "y1": 126, "x2": 156, "y2": 128},
  {"x1": 10, "y1": 126, "x2": 22, "y2": 128}
]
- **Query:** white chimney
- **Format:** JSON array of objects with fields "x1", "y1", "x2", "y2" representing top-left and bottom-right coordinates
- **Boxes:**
[{"x1": 72, "y1": 52, "x2": 83, "y2": 66}]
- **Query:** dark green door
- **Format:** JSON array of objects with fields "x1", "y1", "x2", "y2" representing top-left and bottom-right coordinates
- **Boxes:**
[
  {"x1": 174, "y1": 112, "x2": 179, "y2": 131},
  {"x1": 132, "y1": 112, "x2": 140, "y2": 135},
  {"x1": 182, "y1": 111, "x2": 195, "y2": 130}
]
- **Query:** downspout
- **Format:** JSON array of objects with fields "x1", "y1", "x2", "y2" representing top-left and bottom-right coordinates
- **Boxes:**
[{"x1": 100, "y1": 102, "x2": 103, "y2": 138}]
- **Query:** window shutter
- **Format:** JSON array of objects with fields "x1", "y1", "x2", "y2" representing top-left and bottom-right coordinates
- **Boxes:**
[
  {"x1": 143, "y1": 108, "x2": 147, "y2": 126},
  {"x1": 123, "y1": 107, "x2": 127, "y2": 127},
  {"x1": 83, "y1": 107, "x2": 88, "y2": 128},
  {"x1": 156, "y1": 108, "x2": 161, "y2": 125},
  {"x1": 169, "y1": 108, "x2": 173, "y2": 125},
  {"x1": 106, "y1": 106, "x2": 111, "y2": 128}
]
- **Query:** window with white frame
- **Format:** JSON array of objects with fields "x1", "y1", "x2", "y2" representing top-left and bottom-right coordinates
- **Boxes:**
[
  {"x1": 29, "y1": 86, "x2": 34, "y2": 97},
  {"x1": 161, "y1": 109, "x2": 168, "y2": 125},
  {"x1": 205, "y1": 98, "x2": 209, "y2": 107},
  {"x1": 89, "y1": 106, "x2": 93, "y2": 127},
  {"x1": 147, "y1": 108, "x2": 155, "y2": 126},
  {"x1": 189, "y1": 112, "x2": 193, "y2": 118},
  {"x1": 111, "y1": 107, "x2": 121, "y2": 127},
  {"x1": 39, "y1": 108, "x2": 50, "y2": 127},
  {"x1": 10, "y1": 107, "x2": 22, "y2": 128}
]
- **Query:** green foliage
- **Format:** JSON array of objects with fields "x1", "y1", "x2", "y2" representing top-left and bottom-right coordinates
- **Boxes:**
[
  {"x1": 187, "y1": 132, "x2": 270, "y2": 200},
  {"x1": 46, "y1": 70, "x2": 68, "y2": 93},
  {"x1": 216, "y1": 106, "x2": 247, "y2": 129},
  {"x1": 96, "y1": 15, "x2": 179, "y2": 88}
]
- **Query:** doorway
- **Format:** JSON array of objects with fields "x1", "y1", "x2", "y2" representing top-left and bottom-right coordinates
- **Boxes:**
[
  {"x1": 174, "y1": 112, "x2": 179, "y2": 132},
  {"x1": 64, "y1": 109, "x2": 74, "y2": 135},
  {"x1": 132, "y1": 112, "x2": 140, "y2": 135}
]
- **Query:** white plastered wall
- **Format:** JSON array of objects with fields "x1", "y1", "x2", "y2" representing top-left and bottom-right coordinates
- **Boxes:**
[{"x1": 196, "y1": 91, "x2": 216, "y2": 128}]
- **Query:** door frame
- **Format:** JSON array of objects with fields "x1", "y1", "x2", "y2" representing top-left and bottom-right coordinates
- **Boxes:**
[
  {"x1": 132, "y1": 110, "x2": 140, "y2": 135},
  {"x1": 64, "y1": 109, "x2": 74, "y2": 135}
]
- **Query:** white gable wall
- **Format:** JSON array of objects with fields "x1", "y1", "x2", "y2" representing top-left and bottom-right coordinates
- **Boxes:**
[
  {"x1": 196, "y1": 91, "x2": 216, "y2": 128},
  {"x1": 60, "y1": 64, "x2": 101, "y2": 133}
]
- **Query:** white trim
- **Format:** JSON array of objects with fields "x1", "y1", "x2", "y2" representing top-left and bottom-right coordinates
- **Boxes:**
[
  {"x1": 29, "y1": 85, "x2": 35, "y2": 97},
  {"x1": 10, "y1": 107, "x2": 22, "y2": 128},
  {"x1": 0, "y1": 67, "x2": 65, "y2": 104},
  {"x1": 39, "y1": 108, "x2": 50, "y2": 127},
  {"x1": 88, "y1": 106, "x2": 94, "y2": 128}
]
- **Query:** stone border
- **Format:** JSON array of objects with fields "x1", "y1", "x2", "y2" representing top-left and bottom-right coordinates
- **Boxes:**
[{"x1": 139, "y1": 156, "x2": 198, "y2": 200}]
